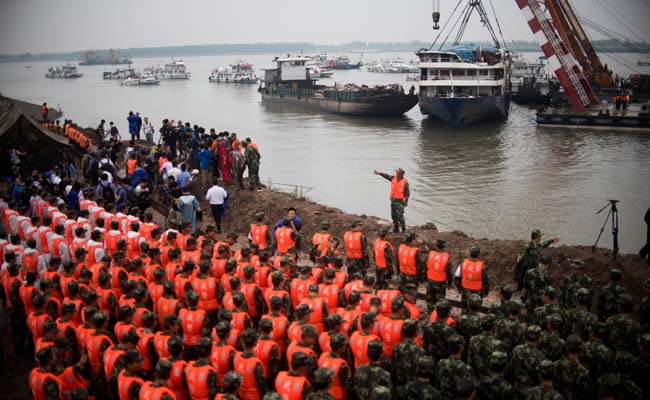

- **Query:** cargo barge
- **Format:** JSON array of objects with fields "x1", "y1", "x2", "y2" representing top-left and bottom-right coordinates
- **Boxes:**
[{"x1": 259, "y1": 56, "x2": 417, "y2": 116}]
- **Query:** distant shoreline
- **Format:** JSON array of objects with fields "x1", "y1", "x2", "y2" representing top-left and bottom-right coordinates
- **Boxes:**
[{"x1": 2, "y1": 39, "x2": 648, "y2": 63}]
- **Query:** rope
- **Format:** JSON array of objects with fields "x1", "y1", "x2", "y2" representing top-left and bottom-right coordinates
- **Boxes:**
[{"x1": 429, "y1": 0, "x2": 466, "y2": 50}]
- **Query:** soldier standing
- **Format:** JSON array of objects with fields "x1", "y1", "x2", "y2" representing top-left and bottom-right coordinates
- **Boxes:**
[
  {"x1": 392, "y1": 319, "x2": 425, "y2": 397},
  {"x1": 343, "y1": 220, "x2": 368, "y2": 277},
  {"x1": 523, "y1": 255, "x2": 554, "y2": 314},
  {"x1": 402, "y1": 356, "x2": 441, "y2": 400},
  {"x1": 454, "y1": 245, "x2": 489, "y2": 307},
  {"x1": 425, "y1": 239, "x2": 452, "y2": 311},
  {"x1": 435, "y1": 334, "x2": 474, "y2": 400},
  {"x1": 373, "y1": 168, "x2": 409, "y2": 233},
  {"x1": 354, "y1": 340, "x2": 392, "y2": 399},
  {"x1": 554, "y1": 335, "x2": 591, "y2": 399},
  {"x1": 242, "y1": 141, "x2": 261, "y2": 191},
  {"x1": 397, "y1": 232, "x2": 425, "y2": 291},
  {"x1": 306, "y1": 368, "x2": 335, "y2": 400},
  {"x1": 373, "y1": 227, "x2": 394, "y2": 288},
  {"x1": 508, "y1": 325, "x2": 546, "y2": 391},
  {"x1": 467, "y1": 314, "x2": 506, "y2": 377},
  {"x1": 477, "y1": 351, "x2": 514, "y2": 400},
  {"x1": 515, "y1": 229, "x2": 559, "y2": 291},
  {"x1": 524, "y1": 360, "x2": 563, "y2": 400}
]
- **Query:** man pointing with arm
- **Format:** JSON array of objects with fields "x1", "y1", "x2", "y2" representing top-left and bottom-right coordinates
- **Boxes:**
[{"x1": 373, "y1": 168, "x2": 409, "y2": 233}]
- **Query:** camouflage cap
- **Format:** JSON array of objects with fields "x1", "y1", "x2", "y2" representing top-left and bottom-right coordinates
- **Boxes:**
[
  {"x1": 320, "y1": 220, "x2": 331, "y2": 229},
  {"x1": 610, "y1": 268, "x2": 622, "y2": 280},
  {"x1": 467, "y1": 293, "x2": 482, "y2": 309},
  {"x1": 645, "y1": 278, "x2": 650, "y2": 289},
  {"x1": 404, "y1": 231, "x2": 417, "y2": 242},
  {"x1": 395, "y1": 168, "x2": 405, "y2": 175},
  {"x1": 577, "y1": 287, "x2": 590, "y2": 299},
  {"x1": 531, "y1": 229, "x2": 542, "y2": 238},
  {"x1": 378, "y1": 226, "x2": 390, "y2": 236},
  {"x1": 403, "y1": 283, "x2": 417, "y2": 294},
  {"x1": 509, "y1": 299, "x2": 524, "y2": 313},
  {"x1": 223, "y1": 371, "x2": 242, "y2": 389},
  {"x1": 326, "y1": 313, "x2": 343, "y2": 326},
  {"x1": 470, "y1": 245, "x2": 481, "y2": 256},
  {"x1": 456, "y1": 377, "x2": 477, "y2": 397},
  {"x1": 360, "y1": 312, "x2": 376, "y2": 326},
  {"x1": 566, "y1": 334, "x2": 582, "y2": 352},
  {"x1": 351, "y1": 219, "x2": 363, "y2": 227},
  {"x1": 254, "y1": 211, "x2": 265, "y2": 218},
  {"x1": 295, "y1": 304, "x2": 313, "y2": 315},
  {"x1": 526, "y1": 325, "x2": 542, "y2": 341},
  {"x1": 540, "y1": 255, "x2": 552, "y2": 265},
  {"x1": 312, "y1": 367, "x2": 334, "y2": 384},
  {"x1": 301, "y1": 324, "x2": 318, "y2": 337},
  {"x1": 436, "y1": 238, "x2": 446, "y2": 247},
  {"x1": 417, "y1": 355, "x2": 435, "y2": 374},
  {"x1": 263, "y1": 393, "x2": 282, "y2": 400},
  {"x1": 500, "y1": 285, "x2": 513, "y2": 296},
  {"x1": 537, "y1": 359, "x2": 556, "y2": 376},
  {"x1": 572, "y1": 259, "x2": 584, "y2": 268},
  {"x1": 391, "y1": 296, "x2": 404, "y2": 311},
  {"x1": 329, "y1": 333, "x2": 347, "y2": 349},
  {"x1": 489, "y1": 351, "x2": 509, "y2": 368}
]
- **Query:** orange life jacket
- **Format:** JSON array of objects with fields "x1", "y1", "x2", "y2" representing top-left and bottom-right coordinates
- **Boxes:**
[
  {"x1": 179, "y1": 308, "x2": 206, "y2": 346},
  {"x1": 311, "y1": 232, "x2": 332, "y2": 259},
  {"x1": 390, "y1": 176, "x2": 407, "y2": 200},
  {"x1": 460, "y1": 259, "x2": 484, "y2": 291},
  {"x1": 103, "y1": 346, "x2": 125, "y2": 380},
  {"x1": 253, "y1": 339, "x2": 277, "y2": 377},
  {"x1": 87, "y1": 333, "x2": 112, "y2": 375},
  {"x1": 289, "y1": 278, "x2": 310, "y2": 308},
  {"x1": 210, "y1": 343, "x2": 237, "y2": 385},
  {"x1": 426, "y1": 250, "x2": 449, "y2": 282},
  {"x1": 165, "y1": 358, "x2": 188, "y2": 400},
  {"x1": 185, "y1": 362, "x2": 217, "y2": 400},
  {"x1": 318, "y1": 354, "x2": 348, "y2": 400},
  {"x1": 274, "y1": 227, "x2": 295, "y2": 254},
  {"x1": 191, "y1": 277, "x2": 219, "y2": 310},
  {"x1": 29, "y1": 368, "x2": 63, "y2": 400},
  {"x1": 117, "y1": 370, "x2": 144, "y2": 400},
  {"x1": 157, "y1": 297, "x2": 179, "y2": 328},
  {"x1": 234, "y1": 353, "x2": 263, "y2": 400},
  {"x1": 318, "y1": 283, "x2": 341, "y2": 309},
  {"x1": 250, "y1": 224, "x2": 269, "y2": 250},
  {"x1": 275, "y1": 371, "x2": 309, "y2": 400},
  {"x1": 349, "y1": 331, "x2": 379, "y2": 367},
  {"x1": 373, "y1": 239, "x2": 393, "y2": 268},
  {"x1": 398, "y1": 244, "x2": 417, "y2": 275},
  {"x1": 343, "y1": 231, "x2": 363, "y2": 259}
]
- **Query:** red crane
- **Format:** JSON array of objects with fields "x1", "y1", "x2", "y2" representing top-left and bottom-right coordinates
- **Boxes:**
[{"x1": 515, "y1": 0, "x2": 601, "y2": 111}]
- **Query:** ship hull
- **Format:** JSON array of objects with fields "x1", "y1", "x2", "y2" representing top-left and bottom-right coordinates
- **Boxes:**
[
  {"x1": 419, "y1": 95, "x2": 509, "y2": 127},
  {"x1": 261, "y1": 93, "x2": 418, "y2": 116}
]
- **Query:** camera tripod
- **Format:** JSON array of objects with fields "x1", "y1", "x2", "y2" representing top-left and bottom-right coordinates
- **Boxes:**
[{"x1": 592, "y1": 200, "x2": 620, "y2": 258}]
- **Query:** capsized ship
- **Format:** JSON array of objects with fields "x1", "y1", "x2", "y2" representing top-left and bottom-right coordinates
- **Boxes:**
[{"x1": 259, "y1": 56, "x2": 418, "y2": 117}]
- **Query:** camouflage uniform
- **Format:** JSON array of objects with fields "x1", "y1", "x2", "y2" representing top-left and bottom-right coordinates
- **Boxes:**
[
  {"x1": 306, "y1": 392, "x2": 334, "y2": 400},
  {"x1": 606, "y1": 313, "x2": 641, "y2": 353},
  {"x1": 495, "y1": 317, "x2": 526, "y2": 353},
  {"x1": 554, "y1": 357, "x2": 590, "y2": 400},
  {"x1": 596, "y1": 373, "x2": 644, "y2": 400},
  {"x1": 457, "y1": 312, "x2": 482, "y2": 351},
  {"x1": 402, "y1": 380, "x2": 442, "y2": 400},
  {"x1": 509, "y1": 342, "x2": 546, "y2": 388},
  {"x1": 538, "y1": 330, "x2": 566, "y2": 362},
  {"x1": 435, "y1": 358, "x2": 474, "y2": 400},
  {"x1": 562, "y1": 307, "x2": 597, "y2": 341},
  {"x1": 423, "y1": 320, "x2": 456, "y2": 362},
  {"x1": 355, "y1": 363, "x2": 392, "y2": 400},
  {"x1": 392, "y1": 340, "x2": 426, "y2": 391},
  {"x1": 478, "y1": 374, "x2": 514, "y2": 400},
  {"x1": 532, "y1": 304, "x2": 561, "y2": 329},
  {"x1": 515, "y1": 237, "x2": 556, "y2": 289},
  {"x1": 376, "y1": 172, "x2": 410, "y2": 233},
  {"x1": 489, "y1": 300, "x2": 512, "y2": 320},
  {"x1": 579, "y1": 338, "x2": 613, "y2": 379},
  {"x1": 559, "y1": 274, "x2": 578, "y2": 310},
  {"x1": 639, "y1": 295, "x2": 650, "y2": 333},
  {"x1": 523, "y1": 267, "x2": 553, "y2": 313},
  {"x1": 524, "y1": 384, "x2": 564, "y2": 400},
  {"x1": 244, "y1": 144, "x2": 261, "y2": 190},
  {"x1": 467, "y1": 334, "x2": 507, "y2": 377},
  {"x1": 596, "y1": 280, "x2": 626, "y2": 322}
]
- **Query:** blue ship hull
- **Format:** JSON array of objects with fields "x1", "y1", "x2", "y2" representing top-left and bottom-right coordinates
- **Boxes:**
[{"x1": 419, "y1": 95, "x2": 509, "y2": 127}]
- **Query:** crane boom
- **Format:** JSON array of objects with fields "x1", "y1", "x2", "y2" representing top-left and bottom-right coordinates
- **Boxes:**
[{"x1": 515, "y1": 0, "x2": 599, "y2": 110}]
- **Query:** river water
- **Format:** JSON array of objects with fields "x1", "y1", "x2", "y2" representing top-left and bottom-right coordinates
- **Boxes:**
[{"x1": 1, "y1": 52, "x2": 649, "y2": 253}]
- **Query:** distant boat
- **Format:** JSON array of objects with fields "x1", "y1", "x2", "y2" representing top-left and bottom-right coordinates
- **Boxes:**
[
  {"x1": 120, "y1": 75, "x2": 161, "y2": 86},
  {"x1": 45, "y1": 64, "x2": 83, "y2": 79},
  {"x1": 638, "y1": 59, "x2": 650, "y2": 67},
  {"x1": 103, "y1": 67, "x2": 137, "y2": 80},
  {"x1": 79, "y1": 49, "x2": 131, "y2": 66},
  {"x1": 209, "y1": 62, "x2": 258, "y2": 83},
  {"x1": 326, "y1": 55, "x2": 362, "y2": 70},
  {"x1": 144, "y1": 59, "x2": 191, "y2": 80}
]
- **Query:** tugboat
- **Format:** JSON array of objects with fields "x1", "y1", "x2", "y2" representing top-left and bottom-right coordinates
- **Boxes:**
[
  {"x1": 45, "y1": 64, "x2": 84, "y2": 79},
  {"x1": 417, "y1": 0, "x2": 510, "y2": 127},
  {"x1": 259, "y1": 56, "x2": 418, "y2": 116}
]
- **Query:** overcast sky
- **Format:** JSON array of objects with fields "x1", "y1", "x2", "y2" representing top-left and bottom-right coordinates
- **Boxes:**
[{"x1": 1, "y1": 0, "x2": 649, "y2": 54}]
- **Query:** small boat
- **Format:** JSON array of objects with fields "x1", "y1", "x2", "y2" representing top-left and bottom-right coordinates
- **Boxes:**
[
  {"x1": 144, "y1": 59, "x2": 191, "y2": 79},
  {"x1": 103, "y1": 67, "x2": 136, "y2": 80},
  {"x1": 45, "y1": 64, "x2": 83, "y2": 79},
  {"x1": 319, "y1": 70, "x2": 334, "y2": 78},
  {"x1": 326, "y1": 55, "x2": 362, "y2": 70},
  {"x1": 120, "y1": 77, "x2": 141, "y2": 86},
  {"x1": 139, "y1": 75, "x2": 161, "y2": 85},
  {"x1": 638, "y1": 59, "x2": 650, "y2": 67}
]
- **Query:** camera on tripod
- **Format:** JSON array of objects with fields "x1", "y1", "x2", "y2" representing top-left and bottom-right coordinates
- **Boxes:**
[{"x1": 592, "y1": 199, "x2": 620, "y2": 258}]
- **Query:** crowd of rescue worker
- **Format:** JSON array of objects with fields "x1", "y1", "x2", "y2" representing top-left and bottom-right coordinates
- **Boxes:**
[{"x1": 2, "y1": 130, "x2": 650, "y2": 400}]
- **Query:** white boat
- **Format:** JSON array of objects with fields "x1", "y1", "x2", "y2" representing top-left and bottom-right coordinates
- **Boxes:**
[
  {"x1": 144, "y1": 59, "x2": 191, "y2": 79},
  {"x1": 209, "y1": 62, "x2": 257, "y2": 83},
  {"x1": 45, "y1": 64, "x2": 83, "y2": 79},
  {"x1": 139, "y1": 75, "x2": 161, "y2": 85},
  {"x1": 103, "y1": 67, "x2": 136, "y2": 80},
  {"x1": 367, "y1": 57, "x2": 420, "y2": 73},
  {"x1": 120, "y1": 77, "x2": 141, "y2": 86},
  {"x1": 406, "y1": 74, "x2": 420, "y2": 81}
]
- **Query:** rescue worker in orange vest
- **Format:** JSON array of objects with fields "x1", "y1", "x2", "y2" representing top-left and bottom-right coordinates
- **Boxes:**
[
  {"x1": 373, "y1": 168, "x2": 410, "y2": 233},
  {"x1": 234, "y1": 328, "x2": 267, "y2": 399},
  {"x1": 373, "y1": 227, "x2": 394, "y2": 289},
  {"x1": 275, "y1": 352, "x2": 314, "y2": 399},
  {"x1": 310, "y1": 221, "x2": 333, "y2": 264},
  {"x1": 454, "y1": 245, "x2": 490, "y2": 308},
  {"x1": 41, "y1": 102, "x2": 48, "y2": 122},
  {"x1": 218, "y1": 371, "x2": 243, "y2": 400},
  {"x1": 317, "y1": 333, "x2": 353, "y2": 400},
  {"x1": 106, "y1": 329, "x2": 141, "y2": 391},
  {"x1": 164, "y1": 336, "x2": 189, "y2": 400},
  {"x1": 343, "y1": 220, "x2": 368, "y2": 277},
  {"x1": 29, "y1": 346, "x2": 62, "y2": 400},
  {"x1": 138, "y1": 359, "x2": 177, "y2": 400},
  {"x1": 349, "y1": 312, "x2": 381, "y2": 368},
  {"x1": 310, "y1": 368, "x2": 336, "y2": 399},
  {"x1": 299, "y1": 284, "x2": 328, "y2": 334},
  {"x1": 402, "y1": 283, "x2": 421, "y2": 321},
  {"x1": 86, "y1": 312, "x2": 113, "y2": 389},
  {"x1": 426, "y1": 238, "x2": 453, "y2": 311},
  {"x1": 116, "y1": 349, "x2": 145, "y2": 400},
  {"x1": 274, "y1": 217, "x2": 300, "y2": 255},
  {"x1": 397, "y1": 232, "x2": 425, "y2": 291},
  {"x1": 185, "y1": 337, "x2": 220, "y2": 400},
  {"x1": 254, "y1": 318, "x2": 281, "y2": 387},
  {"x1": 249, "y1": 211, "x2": 273, "y2": 252},
  {"x1": 179, "y1": 290, "x2": 210, "y2": 361}
]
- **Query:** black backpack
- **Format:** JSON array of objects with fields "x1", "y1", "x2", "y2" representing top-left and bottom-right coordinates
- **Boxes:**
[{"x1": 101, "y1": 182, "x2": 116, "y2": 203}]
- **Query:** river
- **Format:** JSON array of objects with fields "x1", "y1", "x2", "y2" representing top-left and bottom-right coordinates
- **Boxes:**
[{"x1": 1, "y1": 52, "x2": 649, "y2": 253}]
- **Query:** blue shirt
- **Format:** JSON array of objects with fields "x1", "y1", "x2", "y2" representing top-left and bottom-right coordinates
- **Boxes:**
[
  {"x1": 273, "y1": 216, "x2": 302, "y2": 232},
  {"x1": 66, "y1": 190, "x2": 80, "y2": 212},
  {"x1": 176, "y1": 171, "x2": 191, "y2": 188},
  {"x1": 131, "y1": 168, "x2": 148, "y2": 188},
  {"x1": 127, "y1": 114, "x2": 138, "y2": 134},
  {"x1": 197, "y1": 149, "x2": 214, "y2": 170}
]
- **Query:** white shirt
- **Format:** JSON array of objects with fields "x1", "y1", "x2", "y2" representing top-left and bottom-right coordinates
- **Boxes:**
[
  {"x1": 205, "y1": 185, "x2": 227, "y2": 205},
  {"x1": 143, "y1": 122, "x2": 154, "y2": 135},
  {"x1": 167, "y1": 167, "x2": 181, "y2": 181}
]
